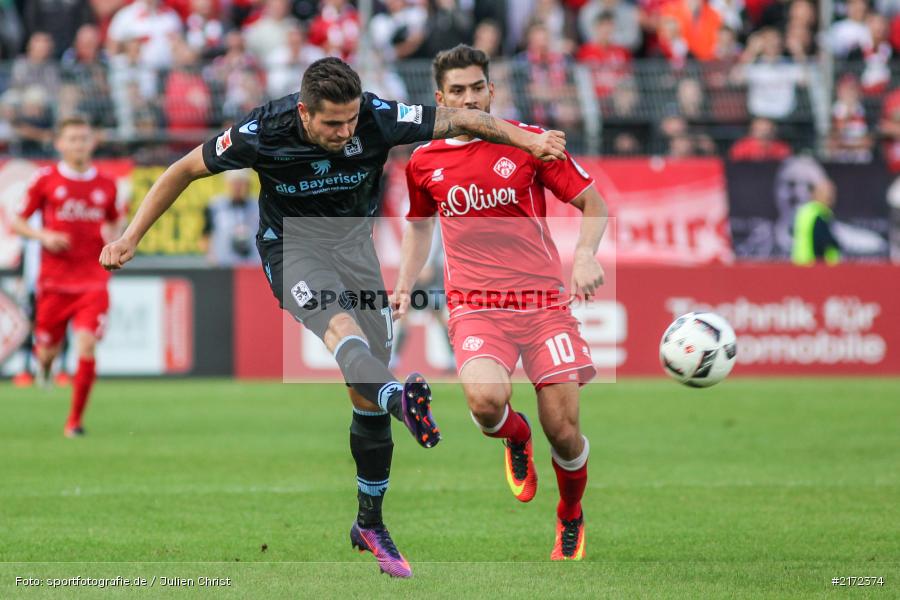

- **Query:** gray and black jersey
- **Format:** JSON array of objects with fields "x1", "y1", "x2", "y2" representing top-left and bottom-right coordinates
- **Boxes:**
[{"x1": 201, "y1": 92, "x2": 436, "y2": 240}]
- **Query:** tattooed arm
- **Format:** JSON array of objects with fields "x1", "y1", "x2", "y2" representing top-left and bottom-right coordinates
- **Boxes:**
[{"x1": 432, "y1": 107, "x2": 567, "y2": 161}]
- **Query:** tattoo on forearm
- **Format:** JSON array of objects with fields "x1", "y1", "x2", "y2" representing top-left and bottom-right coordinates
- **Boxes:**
[{"x1": 433, "y1": 107, "x2": 512, "y2": 145}]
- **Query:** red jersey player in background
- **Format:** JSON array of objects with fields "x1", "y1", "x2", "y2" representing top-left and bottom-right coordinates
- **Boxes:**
[
  {"x1": 12, "y1": 116, "x2": 122, "y2": 438},
  {"x1": 392, "y1": 45, "x2": 608, "y2": 561}
]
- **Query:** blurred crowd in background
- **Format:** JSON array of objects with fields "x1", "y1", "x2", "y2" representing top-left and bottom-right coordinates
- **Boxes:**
[{"x1": 0, "y1": 0, "x2": 899, "y2": 165}]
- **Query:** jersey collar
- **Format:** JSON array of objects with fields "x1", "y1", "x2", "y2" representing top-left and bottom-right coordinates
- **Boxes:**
[
  {"x1": 57, "y1": 161, "x2": 97, "y2": 181},
  {"x1": 444, "y1": 137, "x2": 482, "y2": 146}
]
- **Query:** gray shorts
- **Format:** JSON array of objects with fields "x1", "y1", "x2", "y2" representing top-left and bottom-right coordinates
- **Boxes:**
[{"x1": 256, "y1": 233, "x2": 393, "y2": 365}]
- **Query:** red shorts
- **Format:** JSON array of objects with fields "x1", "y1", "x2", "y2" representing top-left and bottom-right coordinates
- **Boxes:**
[
  {"x1": 448, "y1": 308, "x2": 596, "y2": 390},
  {"x1": 34, "y1": 289, "x2": 109, "y2": 348}
]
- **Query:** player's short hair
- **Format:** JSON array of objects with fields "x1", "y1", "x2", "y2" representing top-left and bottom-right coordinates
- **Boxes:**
[
  {"x1": 55, "y1": 115, "x2": 92, "y2": 135},
  {"x1": 432, "y1": 44, "x2": 490, "y2": 91},
  {"x1": 299, "y1": 57, "x2": 362, "y2": 113}
]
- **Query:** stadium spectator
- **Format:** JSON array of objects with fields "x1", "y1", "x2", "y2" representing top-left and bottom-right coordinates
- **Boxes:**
[
  {"x1": 710, "y1": 0, "x2": 745, "y2": 33},
  {"x1": 733, "y1": 27, "x2": 806, "y2": 120},
  {"x1": 854, "y1": 14, "x2": 893, "y2": 95},
  {"x1": 613, "y1": 131, "x2": 642, "y2": 154},
  {"x1": 22, "y1": 0, "x2": 95, "y2": 59},
  {"x1": 243, "y1": 0, "x2": 300, "y2": 60},
  {"x1": 162, "y1": 38, "x2": 211, "y2": 134},
  {"x1": 413, "y1": 0, "x2": 475, "y2": 59},
  {"x1": 676, "y1": 77, "x2": 707, "y2": 121},
  {"x1": 659, "y1": 0, "x2": 723, "y2": 61},
  {"x1": 515, "y1": 22, "x2": 580, "y2": 129},
  {"x1": 306, "y1": 0, "x2": 360, "y2": 60},
  {"x1": 109, "y1": 36, "x2": 159, "y2": 138},
  {"x1": 61, "y1": 25, "x2": 115, "y2": 128},
  {"x1": 472, "y1": 19, "x2": 504, "y2": 58},
  {"x1": 578, "y1": 0, "x2": 642, "y2": 53},
  {"x1": 530, "y1": 0, "x2": 578, "y2": 54},
  {"x1": 829, "y1": 0, "x2": 871, "y2": 57},
  {"x1": 184, "y1": 0, "x2": 225, "y2": 58},
  {"x1": 89, "y1": 0, "x2": 128, "y2": 43},
  {"x1": 266, "y1": 23, "x2": 326, "y2": 98},
  {"x1": 879, "y1": 87, "x2": 900, "y2": 172},
  {"x1": 0, "y1": 0, "x2": 25, "y2": 60},
  {"x1": 11, "y1": 32, "x2": 60, "y2": 97},
  {"x1": 11, "y1": 86, "x2": 55, "y2": 156},
  {"x1": 792, "y1": 179, "x2": 841, "y2": 265},
  {"x1": 659, "y1": 114, "x2": 692, "y2": 155},
  {"x1": 360, "y1": 54, "x2": 410, "y2": 101},
  {"x1": 106, "y1": 0, "x2": 183, "y2": 71},
  {"x1": 827, "y1": 74, "x2": 873, "y2": 162},
  {"x1": 205, "y1": 30, "x2": 262, "y2": 119},
  {"x1": 607, "y1": 75, "x2": 640, "y2": 117},
  {"x1": 200, "y1": 169, "x2": 260, "y2": 266},
  {"x1": 222, "y1": 67, "x2": 267, "y2": 122},
  {"x1": 576, "y1": 13, "x2": 632, "y2": 99},
  {"x1": 703, "y1": 27, "x2": 746, "y2": 120},
  {"x1": 728, "y1": 116, "x2": 792, "y2": 160},
  {"x1": 369, "y1": 0, "x2": 428, "y2": 62}
]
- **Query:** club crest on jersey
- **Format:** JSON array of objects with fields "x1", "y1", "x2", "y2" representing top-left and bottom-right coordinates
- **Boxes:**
[
  {"x1": 90, "y1": 189, "x2": 106, "y2": 205},
  {"x1": 431, "y1": 168, "x2": 444, "y2": 182},
  {"x1": 291, "y1": 281, "x2": 314, "y2": 309},
  {"x1": 215, "y1": 128, "x2": 233, "y2": 156},
  {"x1": 493, "y1": 157, "x2": 517, "y2": 179},
  {"x1": 462, "y1": 336, "x2": 484, "y2": 352},
  {"x1": 343, "y1": 136, "x2": 363, "y2": 157},
  {"x1": 54, "y1": 186, "x2": 67, "y2": 199}
]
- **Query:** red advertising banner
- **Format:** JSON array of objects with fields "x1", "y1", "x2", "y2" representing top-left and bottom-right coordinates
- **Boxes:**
[
  {"x1": 234, "y1": 264, "x2": 900, "y2": 379},
  {"x1": 384, "y1": 156, "x2": 734, "y2": 266}
]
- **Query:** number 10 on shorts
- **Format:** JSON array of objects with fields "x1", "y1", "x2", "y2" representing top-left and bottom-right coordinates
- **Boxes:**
[{"x1": 545, "y1": 333, "x2": 575, "y2": 366}]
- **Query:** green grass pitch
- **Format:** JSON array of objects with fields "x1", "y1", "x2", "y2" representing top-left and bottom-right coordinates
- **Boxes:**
[{"x1": 1, "y1": 378, "x2": 898, "y2": 598}]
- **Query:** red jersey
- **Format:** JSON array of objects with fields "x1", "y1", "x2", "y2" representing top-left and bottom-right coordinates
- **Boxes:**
[
  {"x1": 18, "y1": 162, "x2": 119, "y2": 293},
  {"x1": 405, "y1": 123, "x2": 594, "y2": 315}
]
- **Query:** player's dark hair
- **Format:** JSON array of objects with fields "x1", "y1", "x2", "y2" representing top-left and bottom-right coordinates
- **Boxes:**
[
  {"x1": 299, "y1": 57, "x2": 362, "y2": 113},
  {"x1": 55, "y1": 115, "x2": 91, "y2": 135},
  {"x1": 432, "y1": 44, "x2": 490, "y2": 91}
]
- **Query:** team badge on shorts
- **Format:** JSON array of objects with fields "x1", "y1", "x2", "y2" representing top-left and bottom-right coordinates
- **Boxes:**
[
  {"x1": 462, "y1": 336, "x2": 484, "y2": 352},
  {"x1": 291, "y1": 281, "x2": 315, "y2": 309},
  {"x1": 493, "y1": 157, "x2": 517, "y2": 179}
]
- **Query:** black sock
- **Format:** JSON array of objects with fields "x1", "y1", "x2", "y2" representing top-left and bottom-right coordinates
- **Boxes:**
[
  {"x1": 350, "y1": 410, "x2": 393, "y2": 528},
  {"x1": 335, "y1": 337, "x2": 403, "y2": 418}
]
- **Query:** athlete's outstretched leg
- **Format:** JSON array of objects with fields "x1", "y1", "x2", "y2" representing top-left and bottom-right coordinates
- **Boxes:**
[
  {"x1": 537, "y1": 382, "x2": 588, "y2": 560},
  {"x1": 324, "y1": 313, "x2": 440, "y2": 448},
  {"x1": 65, "y1": 330, "x2": 98, "y2": 437},
  {"x1": 347, "y1": 388, "x2": 412, "y2": 578},
  {"x1": 461, "y1": 358, "x2": 537, "y2": 503}
]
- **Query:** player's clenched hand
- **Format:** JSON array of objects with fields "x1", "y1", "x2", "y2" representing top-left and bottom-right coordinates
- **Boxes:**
[
  {"x1": 99, "y1": 237, "x2": 137, "y2": 271},
  {"x1": 570, "y1": 251, "x2": 605, "y2": 300},
  {"x1": 389, "y1": 290, "x2": 411, "y2": 321},
  {"x1": 40, "y1": 230, "x2": 70, "y2": 253},
  {"x1": 528, "y1": 130, "x2": 567, "y2": 162}
]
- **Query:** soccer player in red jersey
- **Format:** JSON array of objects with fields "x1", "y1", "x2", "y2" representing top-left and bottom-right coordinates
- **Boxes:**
[
  {"x1": 393, "y1": 45, "x2": 608, "y2": 561},
  {"x1": 12, "y1": 116, "x2": 121, "y2": 438}
]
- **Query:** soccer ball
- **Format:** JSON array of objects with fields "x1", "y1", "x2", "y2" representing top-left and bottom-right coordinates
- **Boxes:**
[{"x1": 659, "y1": 312, "x2": 737, "y2": 387}]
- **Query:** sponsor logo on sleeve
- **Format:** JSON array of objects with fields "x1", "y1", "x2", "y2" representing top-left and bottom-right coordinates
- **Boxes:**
[
  {"x1": 397, "y1": 103, "x2": 423, "y2": 124},
  {"x1": 570, "y1": 156, "x2": 590, "y2": 179},
  {"x1": 372, "y1": 98, "x2": 391, "y2": 111},
  {"x1": 238, "y1": 120, "x2": 259, "y2": 135},
  {"x1": 215, "y1": 128, "x2": 233, "y2": 156}
]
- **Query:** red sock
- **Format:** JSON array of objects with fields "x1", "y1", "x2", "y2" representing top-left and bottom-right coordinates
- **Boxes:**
[
  {"x1": 67, "y1": 358, "x2": 96, "y2": 428},
  {"x1": 552, "y1": 456, "x2": 588, "y2": 521},
  {"x1": 480, "y1": 404, "x2": 531, "y2": 444}
]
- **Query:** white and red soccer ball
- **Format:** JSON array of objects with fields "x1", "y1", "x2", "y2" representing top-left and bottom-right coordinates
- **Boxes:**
[{"x1": 659, "y1": 312, "x2": 737, "y2": 387}]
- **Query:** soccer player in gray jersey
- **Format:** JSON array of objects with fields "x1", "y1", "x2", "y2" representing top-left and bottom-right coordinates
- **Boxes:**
[{"x1": 100, "y1": 57, "x2": 566, "y2": 578}]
